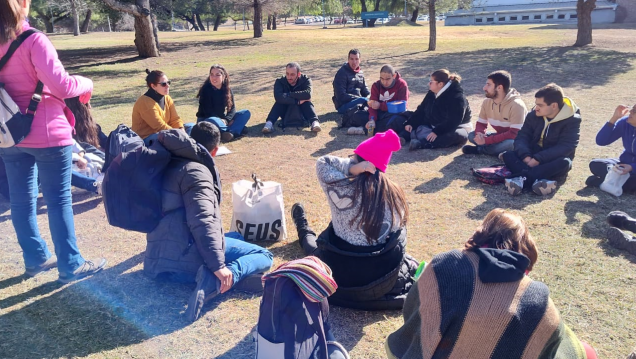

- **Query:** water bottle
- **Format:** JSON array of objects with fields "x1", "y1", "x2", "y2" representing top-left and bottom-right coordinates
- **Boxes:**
[{"x1": 368, "y1": 116, "x2": 375, "y2": 137}]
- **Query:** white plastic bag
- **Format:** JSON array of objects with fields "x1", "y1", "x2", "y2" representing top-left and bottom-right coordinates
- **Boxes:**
[
  {"x1": 600, "y1": 164, "x2": 630, "y2": 197},
  {"x1": 230, "y1": 174, "x2": 287, "y2": 241}
]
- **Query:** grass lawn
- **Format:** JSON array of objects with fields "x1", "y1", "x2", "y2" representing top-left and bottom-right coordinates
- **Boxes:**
[{"x1": 1, "y1": 22, "x2": 636, "y2": 358}]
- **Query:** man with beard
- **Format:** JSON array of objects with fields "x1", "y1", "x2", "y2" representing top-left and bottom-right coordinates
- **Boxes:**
[{"x1": 462, "y1": 71, "x2": 527, "y2": 156}]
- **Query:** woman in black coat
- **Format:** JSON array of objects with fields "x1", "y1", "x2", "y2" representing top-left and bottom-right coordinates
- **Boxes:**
[{"x1": 404, "y1": 69, "x2": 472, "y2": 150}]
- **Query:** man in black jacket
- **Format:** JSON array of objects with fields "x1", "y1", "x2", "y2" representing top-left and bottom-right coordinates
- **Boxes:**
[
  {"x1": 262, "y1": 62, "x2": 321, "y2": 133},
  {"x1": 144, "y1": 123, "x2": 273, "y2": 322},
  {"x1": 332, "y1": 49, "x2": 371, "y2": 134},
  {"x1": 503, "y1": 83, "x2": 581, "y2": 196}
]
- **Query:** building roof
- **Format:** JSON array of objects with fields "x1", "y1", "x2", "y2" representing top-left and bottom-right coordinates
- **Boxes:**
[{"x1": 449, "y1": 0, "x2": 617, "y2": 16}]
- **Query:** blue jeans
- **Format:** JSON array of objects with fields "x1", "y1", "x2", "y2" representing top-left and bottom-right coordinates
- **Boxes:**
[
  {"x1": 224, "y1": 232, "x2": 273, "y2": 285},
  {"x1": 337, "y1": 97, "x2": 368, "y2": 114},
  {"x1": 197, "y1": 109, "x2": 251, "y2": 137},
  {"x1": 71, "y1": 171, "x2": 97, "y2": 193},
  {"x1": 0, "y1": 145, "x2": 84, "y2": 274},
  {"x1": 468, "y1": 131, "x2": 515, "y2": 156}
]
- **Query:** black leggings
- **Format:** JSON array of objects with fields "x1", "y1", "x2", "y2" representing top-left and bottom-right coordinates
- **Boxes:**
[{"x1": 589, "y1": 158, "x2": 636, "y2": 193}]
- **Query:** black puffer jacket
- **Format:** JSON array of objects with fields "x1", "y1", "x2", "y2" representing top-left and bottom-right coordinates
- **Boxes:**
[
  {"x1": 144, "y1": 129, "x2": 224, "y2": 280},
  {"x1": 316, "y1": 223, "x2": 418, "y2": 311},
  {"x1": 332, "y1": 63, "x2": 370, "y2": 109},
  {"x1": 405, "y1": 80, "x2": 472, "y2": 136},
  {"x1": 274, "y1": 74, "x2": 312, "y2": 105},
  {"x1": 514, "y1": 97, "x2": 581, "y2": 163}
]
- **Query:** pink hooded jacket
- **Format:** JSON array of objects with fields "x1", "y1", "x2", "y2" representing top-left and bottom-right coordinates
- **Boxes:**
[{"x1": 0, "y1": 21, "x2": 92, "y2": 148}]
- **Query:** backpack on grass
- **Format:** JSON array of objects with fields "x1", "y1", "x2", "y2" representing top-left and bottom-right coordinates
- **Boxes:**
[
  {"x1": 0, "y1": 30, "x2": 43, "y2": 148},
  {"x1": 471, "y1": 164, "x2": 512, "y2": 185}
]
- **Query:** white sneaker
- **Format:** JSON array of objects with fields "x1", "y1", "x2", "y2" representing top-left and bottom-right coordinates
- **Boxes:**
[
  {"x1": 262, "y1": 121, "x2": 274, "y2": 134},
  {"x1": 347, "y1": 126, "x2": 365, "y2": 135},
  {"x1": 532, "y1": 179, "x2": 557, "y2": 196},
  {"x1": 505, "y1": 176, "x2": 525, "y2": 196},
  {"x1": 93, "y1": 173, "x2": 104, "y2": 196},
  {"x1": 311, "y1": 121, "x2": 321, "y2": 133}
]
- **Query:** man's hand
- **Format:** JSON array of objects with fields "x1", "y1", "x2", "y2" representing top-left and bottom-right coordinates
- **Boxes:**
[
  {"x1": 405, "y1": 125, "x2": 412, "y2": 132},
  {"x1": 474, "y1": 132, "x2": 486, "y2": 145},
  {"x1": 527, "y1": 158, "x2": 540, "y2": 168},
  {"x1": 523, "y1": 156, "x2": 533, "y2": 164},
  {"x1": 426, "y1": 132, "x2": 437, "y2": 142},
  {"x1": 299, "y1": 99, "x2": 310, "y2": 105},
  {"x1": 365, "y1": 120, "x2": 375, "y2": 130},
  {"x1": 76, "y1": 157, "x2": 88, "y2": 169},
  {"x1": 610, "y1": 105, "x2": 630, "y2": 124},
  {"x1": 214, "y1": 267, "x2": 233, "y2": 294},
  {"x1": 618, "y1": 164, "x2": 633, "y2": 175},
  {"x1": 367, "y1": 100, "x2": 380, "y2": 110}
]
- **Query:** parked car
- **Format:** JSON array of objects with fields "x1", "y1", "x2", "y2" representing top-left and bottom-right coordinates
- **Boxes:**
[{"x1": 295, "y1": 18, "x2": 306, "y2": 24}]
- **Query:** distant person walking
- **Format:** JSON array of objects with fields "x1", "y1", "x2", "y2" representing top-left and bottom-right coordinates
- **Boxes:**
[{"x1": 0, "y1": 0, "x2": 106, "y2": 282}]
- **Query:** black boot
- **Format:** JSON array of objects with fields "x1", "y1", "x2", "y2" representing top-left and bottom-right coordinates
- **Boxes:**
[
  {"x1": 291, "y1": 203, "x2": 315, "y2": 246},
  {"x1": 186, "y1": 265, "x2": 220, "y2": 322},
  {"x1": 607, "y1": 227, "x2": 636, "y2": 255},
  {"x1": 607, "y1": 211, "x2": 636, "y2": 233}
]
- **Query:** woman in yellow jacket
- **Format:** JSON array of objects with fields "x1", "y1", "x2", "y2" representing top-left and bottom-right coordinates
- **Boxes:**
[{"x1": 132, "y1": 69, "x2": 184, "y2": 144}]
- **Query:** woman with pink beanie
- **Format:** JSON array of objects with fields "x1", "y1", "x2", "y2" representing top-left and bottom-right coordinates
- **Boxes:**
[{"x1": 291, "y1": 130, "x2": 419, "y2": 311}]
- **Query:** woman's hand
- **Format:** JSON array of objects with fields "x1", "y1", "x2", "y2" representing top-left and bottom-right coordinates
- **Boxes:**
[
  {"x1": 79, "y1": 92, "x2": 92, "y2": 105},
  {"x1": 404, "y1": 125, "x2": 412, "y2": 132},
  {"x1": 618, "y1": 164, "x2": 633, "y2": 175},
  {"x1": 349, "y1": 161, "x2": 376, "y2": 176},
  {"x1": 610, "y1": 105, "x2": 630, "y2": 124}
]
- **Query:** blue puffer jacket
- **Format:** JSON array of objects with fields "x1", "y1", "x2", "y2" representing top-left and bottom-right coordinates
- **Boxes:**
[{"x1": 596, "y1": 116, "x2": 636, "y2": 174}]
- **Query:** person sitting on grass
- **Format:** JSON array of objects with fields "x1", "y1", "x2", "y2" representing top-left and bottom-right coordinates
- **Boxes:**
[
  {"x1": 196, "y1": 64, "x2": 251, "y2": 143},
  {"x1": 585, "y1": 104, "x2": 636, "y2": 193},
  {"x1": 350, "y1": 64, "x2": 410, "y2": 138},
  {"x1": 290, "y1": 130, "x2": 418, "y2": 311},
  {"x1": 262, "y1": 62, "x2": 321, "y2": 133},
  {"x1": 403, "y1": 69, "x2": 472, "y2": 151},
  {"x1": 132, "y1": 69, "x2": 185, "y2": 145},
  {"x1": 142, "y1": 122, "x2": 273, "y2": 322},
  {"x1": 332, "y1": 49, "x2": 371, "y2": 134},
  {"x1": 503, "y1": 83, "x2": 581, "y2": 197},
  {"x1": 386, "y1": 208, "x2": 597, "y2": 359},
  {"x1": 463, "y1": 70, "x2": 527, "y2": 157}
]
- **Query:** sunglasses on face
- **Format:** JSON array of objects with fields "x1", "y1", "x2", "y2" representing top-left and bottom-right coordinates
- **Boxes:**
[{"x1": 158, "y1": 81, "x2": 171, "y2": 87}]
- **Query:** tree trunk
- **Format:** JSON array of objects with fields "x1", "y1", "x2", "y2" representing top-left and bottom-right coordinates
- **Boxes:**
[
  {"x1": 410, "y1": 8, "x2": 419, "y2": 22},
  {"x1": 182, "y1": 15, "x2": 199, "y2": 30},
  {"x1": 253, "y1": 0, "x2": 263, "y2": 37},
  {"x1": 70, "y1": 0, "x2": 80, "y2": 36},
  {"x1": 574, "y1": 0, "x2": 596, "y2": 46},
  {"x1": 100, "y1": 0, "x2": 160, "y2": 57},
  {"x1": 80, "y1": 9, "x2": 92, "y2": 33},
  {"x1": 44, "y1": 18, "x2": 54, "y2": 33},
  {"x1": 195, "y1": 13, "x2": 205, "y2": 31},
  {"x1": 267, "y1": 15, "x2": 272, "y2": 30},
  {"x1": 214, "y1": 14, "x2": 222, "y2": 31},
  {"x1": 151, "y1": 13, "x2": 160, "y2": 51},
  {"x1": 428, "y1": 0, "x2": 437, "y2": 51},
  {"x1": 272, "y1": 13, "x2": 277, "y2": 29}
]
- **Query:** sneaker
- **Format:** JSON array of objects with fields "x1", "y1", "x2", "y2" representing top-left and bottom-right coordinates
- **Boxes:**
[
  {"x1": 607, "y1": 227, "x2": 636, "y2": 253},
  {"x1": 310, "y1": 121, "x2": 321, "y2": 133},
  {"x1": 585, "y1": 175, "x2": 603, "y2": 187},
  {"x1": 221, "y1": 131, "x2": 234, "y2": 142},
  {"x1": 462, "y1": 145, "x2": 479, "y2": 155},
  {"x1": 241, "y1": 127, "x2": 249, "y2": 135},
  {"x1": 291, "y1": 202, "x2": 315, "y2": 241},
  {"x1": 233, "y1": 273, "x2": 265, "y2": 293},
  {"x1": 409, "y1": 139, "x2": 422, "y2": 152},
  {"x1": 186, "y1": 265, "x2": 220, "y2": 322},
  {"x1": 93, "y1": 173, "x2": 104, "y2": 196},
  {"x1": 532, "y1": 179, "x2": 557, "y2": 196},
  {"x1": 25, "y1": 256, "x2": 57, "y2": 277},
  {"x1": 262, "y1": 121, "x2": 274, "y2": 134},
  {"x1": 347, "y1": 126, "x2": 365, "y2": 135},
  {"x1": 607, "y1": 211, "x2": 636, "y2": 233},
  {"x1": 58, "y1": 258, "x2": 107, "y2": 284},
  {"x1": 505, "y1": 176, "x2": 525, "y2": 196}
]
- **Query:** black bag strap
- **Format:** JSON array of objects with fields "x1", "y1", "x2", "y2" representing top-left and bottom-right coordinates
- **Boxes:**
[{"x1": 0, "y1": 29, "x2": 44, "y2": 116}]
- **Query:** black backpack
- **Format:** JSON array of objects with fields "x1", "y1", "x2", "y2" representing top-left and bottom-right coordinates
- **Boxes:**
[
  {"x1": 103, "y1": 124, "x2": 144, "y2": 172},
  {"x1": 278, "y1": 105, "x2": 309, "y2": 130},
  {"x1": 255, "y1": 277, "x2": 349, "y2": 359},
  {"x1": 102, "y1": 139, "x2": 171, "y2": 233}
]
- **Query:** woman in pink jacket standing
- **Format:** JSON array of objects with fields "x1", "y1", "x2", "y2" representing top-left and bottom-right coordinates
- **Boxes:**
[{"x1": 0, "y1": 0, "x2": 106, "y2": 283}]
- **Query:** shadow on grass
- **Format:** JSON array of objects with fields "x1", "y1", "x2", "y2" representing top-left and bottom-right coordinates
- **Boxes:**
[
  {"x1": 0, "y1": 274, "x2": 28, "y2": 291},
  {"x1": 563, "y1": 187, "x2": 617, "y2": 240},
  {"x1": 0, "y1": 193, "x2": 102, "y2": 224}
]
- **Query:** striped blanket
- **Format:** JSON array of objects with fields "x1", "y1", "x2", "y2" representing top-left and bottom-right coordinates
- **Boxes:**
[{"x1": 262, "y1": 256, "x2": 338, "y2": 302}]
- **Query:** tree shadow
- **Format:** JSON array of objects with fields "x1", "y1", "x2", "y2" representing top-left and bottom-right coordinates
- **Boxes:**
[
  {"x1": 563, "y1": 188, "x2": 625, "y2": 240},
  {"x1": 328, "y1": 306, "x2": 401, "y2": 351},
  {"x1": 311, "y1": 125, "x2": 363, "y2": 158}
]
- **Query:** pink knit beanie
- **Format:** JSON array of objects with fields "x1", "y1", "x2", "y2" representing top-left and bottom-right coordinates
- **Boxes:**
[{"x1": 353, "y1": 130, "x2": 401, "y2": 172}]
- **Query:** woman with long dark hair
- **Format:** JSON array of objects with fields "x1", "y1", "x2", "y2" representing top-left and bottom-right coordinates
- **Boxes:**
[
  {"x1": 196, "y1": 64, "x2": 251, "y2": 142},
  {"x1": 132, "y1": 69, "x2": 184, "y2": 145},
  {"x1": 65, "y1": 96, "x2": 107, "y2": 150},
  {"x1": 0, "y1": 0, "x2": 106, "y2": 282},
  {"x1": 291, "y1": 130, "x2": 418, "y2": 310},
  {"x1": 404, "y1": 68, "x2": 472, "y2": 150},
  {"x1": 386, "y1": 209, "x2": 597, "y2": 359}
]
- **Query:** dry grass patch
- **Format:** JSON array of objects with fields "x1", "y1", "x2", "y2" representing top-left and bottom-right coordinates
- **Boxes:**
[{"x1": 1, "y1": 23, "x2": 636, "y2": 358}]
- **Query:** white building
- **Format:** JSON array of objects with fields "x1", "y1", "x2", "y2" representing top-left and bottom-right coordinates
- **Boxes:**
[{"x1": 445, "y1": 0, "x2": 618, "y2": 26}]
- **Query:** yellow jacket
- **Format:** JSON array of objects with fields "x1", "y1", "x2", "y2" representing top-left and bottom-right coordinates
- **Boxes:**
[{"x1": 132, "y1": 94, "x2": 183, "y2": 139}]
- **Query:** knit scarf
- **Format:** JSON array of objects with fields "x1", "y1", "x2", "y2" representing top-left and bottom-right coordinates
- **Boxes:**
[{"x1": 262, "y1": 256, "x2": 338, "y2": 302}]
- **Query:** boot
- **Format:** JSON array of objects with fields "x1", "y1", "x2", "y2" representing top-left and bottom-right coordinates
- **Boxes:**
[
  {"x1": 186, "y1": 265, "x2": 220, "y2": 322},
  {"x1": 607, "y1": 227, "x2": 636, "y2": 255},
  {"x1": 607, "y1": 211, "x2": 636, "y2": 233},
  {"x1": 291, "y1": 203, "x2": 315, "y2": 246}
]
